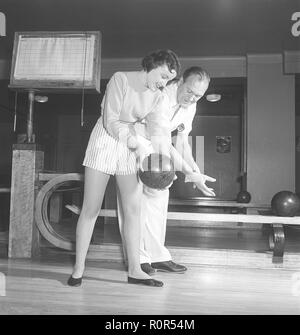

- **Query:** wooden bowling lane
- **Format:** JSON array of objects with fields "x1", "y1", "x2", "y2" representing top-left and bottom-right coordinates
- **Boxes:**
[{"x1": 0, "y1": 248, "x2": 300, "y2": 315}]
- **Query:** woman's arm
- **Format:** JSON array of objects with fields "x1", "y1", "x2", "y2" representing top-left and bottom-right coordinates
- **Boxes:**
[{"x1": 103, "y1": 72, "x2": 136, "y2": 144}]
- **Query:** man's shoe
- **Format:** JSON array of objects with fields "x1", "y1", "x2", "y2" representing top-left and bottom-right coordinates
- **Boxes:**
[
  {"x1": 151, "y1": 261, "x2": 187, "y2": 273},
  {"x1": 141, "y1": 263, "x2": 157, "y2": 275},
  {"x1": 128, "y1": 276, "x2": 163, "y2": 287}
]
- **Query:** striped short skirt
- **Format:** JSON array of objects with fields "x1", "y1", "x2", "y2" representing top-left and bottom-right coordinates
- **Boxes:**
[{"x1": 83, "y1": 117, "x2": 137, "y2": 175}]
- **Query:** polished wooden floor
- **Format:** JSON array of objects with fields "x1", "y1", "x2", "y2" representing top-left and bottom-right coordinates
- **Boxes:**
[
  {"x1": 1, "y1": 244, "x2": 300, "y2": 315},
  {"x1": 1, "y1": 209, "x2": 300, "y2": 315}
]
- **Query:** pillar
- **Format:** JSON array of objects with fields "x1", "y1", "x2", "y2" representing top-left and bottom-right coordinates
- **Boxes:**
[{"x1": 8, "y1": 143, "x2": 44, "y2": 258}]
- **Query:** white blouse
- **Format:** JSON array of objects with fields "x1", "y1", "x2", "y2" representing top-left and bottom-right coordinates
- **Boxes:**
[{"x1": 102, "y1": 71, "x2": 171, "y2": 147}]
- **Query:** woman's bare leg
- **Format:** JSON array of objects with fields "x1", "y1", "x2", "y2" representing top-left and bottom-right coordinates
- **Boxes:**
[
  {"x1": 72, "y1": 167, "x2": 110, "y2": 278},
  {"x1": 116, "y1": 174, "x2": 151, "y2": 280}
]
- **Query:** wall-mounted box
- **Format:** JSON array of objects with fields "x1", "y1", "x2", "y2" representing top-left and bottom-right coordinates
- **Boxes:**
[{"x1": 9, "y1": 31, "x2": 101, "y2": 93}]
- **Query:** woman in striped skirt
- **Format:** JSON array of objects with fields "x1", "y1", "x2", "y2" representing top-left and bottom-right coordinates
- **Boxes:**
[{"x1": 68, "y1": 50, "x2": 180, "y2": 287}]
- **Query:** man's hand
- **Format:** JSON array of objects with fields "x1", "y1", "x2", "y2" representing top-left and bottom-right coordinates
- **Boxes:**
[
  {"x1": 190, "y1": 164, "x2": 200, "y2": 189},
  {"x1": 185, "y1": 172, "x2": 216, "y2": 197}
]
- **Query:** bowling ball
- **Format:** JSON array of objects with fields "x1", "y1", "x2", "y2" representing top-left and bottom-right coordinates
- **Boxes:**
[
  {"x1": 138, "y1": 153, "x2": 175, "y2": 190},
  {"x1": 237, "y1": 190, "x2": 251, "y2": 203},
  {"x1": 271, "y1": 191, "x2": 300, "y2": 217}
]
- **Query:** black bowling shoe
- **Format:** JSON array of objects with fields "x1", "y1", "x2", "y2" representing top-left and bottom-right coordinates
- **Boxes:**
[
  {"x1": 151, "y1": 261, "x2": 187, "y2": 273},
  {"x1": 141, "y1": 263, "x2": 157, "y2": 275}
]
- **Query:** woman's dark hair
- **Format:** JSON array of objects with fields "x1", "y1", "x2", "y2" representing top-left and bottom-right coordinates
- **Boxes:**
[
  {"x1": 141, "y1": 49, "x2": 181, "y2": 76},
  {"x1": 182, "y1": 66, "x2": 210, "y2": 83}
]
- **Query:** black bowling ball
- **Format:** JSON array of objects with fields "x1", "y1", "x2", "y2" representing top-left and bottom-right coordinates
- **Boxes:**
[
  {"x1": 237, "y1": 190, "x2": 251, "y2": 203},
  {"x1": 271, "y1": 191, "x2": 300, "y2": 217},
  {"x1": 138, "y1": 153, "x2": 175, "y2": 190}
]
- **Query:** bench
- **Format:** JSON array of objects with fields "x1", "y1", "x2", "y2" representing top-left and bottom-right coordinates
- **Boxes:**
[{"x1": 65, "y1": 203, "x2": 294, "y2": 263}]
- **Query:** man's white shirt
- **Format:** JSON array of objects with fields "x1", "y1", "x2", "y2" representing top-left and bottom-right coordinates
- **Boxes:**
[{"x1": 163, "y1": 81, "x2": 196, "y2": 135}]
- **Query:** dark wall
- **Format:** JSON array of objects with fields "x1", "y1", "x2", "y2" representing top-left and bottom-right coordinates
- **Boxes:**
[
  {"x1": 0, "y1": 0, "x2": 299, "y2": 60},
  {"x1": 296, "y1": 75, "x2": 300, "y2": 194}
]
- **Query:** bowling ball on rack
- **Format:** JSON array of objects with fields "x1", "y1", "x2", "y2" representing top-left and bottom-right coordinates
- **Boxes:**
[
  {"x1": 236, "y1": 190, "x2": 251, "y2": 203},
  {"x1": 138, "y1": 153, "x2": 175, "y2": 190},
  {"x1": 271, "y1": 191, "x2": 300, "y2": 217}
]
